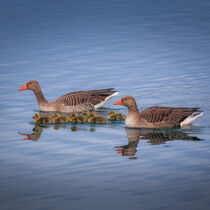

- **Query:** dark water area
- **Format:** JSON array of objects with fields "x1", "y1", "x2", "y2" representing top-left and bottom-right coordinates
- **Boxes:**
[{"x1": 1, "y1": 0, "x2": 210, "y2": 209}]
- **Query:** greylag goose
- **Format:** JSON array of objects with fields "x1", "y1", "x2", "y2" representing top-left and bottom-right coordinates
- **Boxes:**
[
  {"x1": 18, "y1": 80, "x2": 118, "y2": 113},
  {"x1": 113, "y1": 96, "x2": 203, "y2": 128}
]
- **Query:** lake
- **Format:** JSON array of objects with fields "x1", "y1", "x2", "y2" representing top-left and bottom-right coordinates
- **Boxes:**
[{"x1": 0, "y1": 0, "x2": 210, "y2": 209}]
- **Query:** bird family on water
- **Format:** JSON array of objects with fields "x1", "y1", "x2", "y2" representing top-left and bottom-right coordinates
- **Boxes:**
[
  {"x1": 19, "y1": 80, "x2": 203, "y2": 128},
  {"x1": 32, "y1": 110, "x2": 125, "y2": 125}
]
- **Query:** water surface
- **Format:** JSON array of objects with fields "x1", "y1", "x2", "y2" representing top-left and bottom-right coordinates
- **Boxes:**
[{"x1": 0, "y1": 0, "x2": 210, "y2": 209}]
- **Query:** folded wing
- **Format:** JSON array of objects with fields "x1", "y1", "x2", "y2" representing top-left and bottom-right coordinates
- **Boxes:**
[
  {"x1": 140, "y1": 106, "x2": 200, "y2": 128},
  {"x1": 56, "y1": 88, "x2": 117, "y2": 107}
]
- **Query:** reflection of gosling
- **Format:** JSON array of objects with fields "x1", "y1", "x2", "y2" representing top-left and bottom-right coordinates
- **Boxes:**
[
  {"x1": 70, "y1": 126, "x2": 78, "y2": 132},
  {"x1": 53, "y1": 125, "x2": 60, "y2": 130},
  {"x1": 33, "y1": 114, "x2": 52, "y2": 124},
  {"x1": 33, "y1": 125, "x2": 43, "y2": 133},
  {"x1": 88, "y1": 116, "x2": 108, "y2": 124},
  {"x1": 53, "y1": 113, "x2": 69, "y2": 123}
]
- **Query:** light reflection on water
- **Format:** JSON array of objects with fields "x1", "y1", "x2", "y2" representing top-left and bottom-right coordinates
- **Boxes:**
[{"x1": 1, "y1": 0, "x2": 210, "y2": 209}]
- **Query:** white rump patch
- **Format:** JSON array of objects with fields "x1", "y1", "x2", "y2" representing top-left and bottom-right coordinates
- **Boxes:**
[
  {"x1": 95, "y1": 92, "x2": 119, "y2": 109},
  {"x1": 180, "y1": 112, "x2": 203, "y2": 127}
]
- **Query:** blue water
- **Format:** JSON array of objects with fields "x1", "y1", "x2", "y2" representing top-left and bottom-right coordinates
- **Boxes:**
[{"x1": 1, "y1": 0, "x2": 210, "y2": 209}]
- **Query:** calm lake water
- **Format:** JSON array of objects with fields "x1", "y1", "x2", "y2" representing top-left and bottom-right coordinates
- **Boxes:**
[{"x1": 1, "y1": 0, "x2": 210, "y2": 209}]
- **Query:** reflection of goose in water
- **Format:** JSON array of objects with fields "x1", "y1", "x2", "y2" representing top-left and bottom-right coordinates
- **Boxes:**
[
  {"x1": 19, "y1": 124, "x2": 96, "y2": 141},
  {"x1": 140, "y1": 128, "x2": 201, "y2": 145},
  {"x1": 19, "y1": 126, "x2": 43, "y2": 141},
  {"x1": 115, "y1": 128, "x2": 202, "y2": 158}
]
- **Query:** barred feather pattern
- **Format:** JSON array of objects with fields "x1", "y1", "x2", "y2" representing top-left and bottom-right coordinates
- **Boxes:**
[
  {"x1": 118, "y1": 96, "x2": 202, "y2": 128},
  {"x1": 22, "y1": 80, "x2": 118, "y2": 113},
  {"x1": 56, "y1": 88, "x2": 116, "y2": 107},
  {"x1": 140, "y1": 130, "x2": 201, "y2": 143},
  {"x1": 140, "y1": 106, "x2": 200, "y2": 128},
  {"x1": 63, "y1": 102, "x2": 95, "y2": 112}
]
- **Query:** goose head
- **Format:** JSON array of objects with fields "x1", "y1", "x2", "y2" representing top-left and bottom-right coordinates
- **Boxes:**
[
  {"x1": 113, "y1": 96, "x2": 137, "y2": 109},
  {"x1": 18, "y1": 80, "x2": 40, "y2": 91}
]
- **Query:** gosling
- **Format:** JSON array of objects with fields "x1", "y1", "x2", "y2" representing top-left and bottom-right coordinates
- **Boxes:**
[
  {"x1": 53, "y1": 113, "x2": 69, "y2": 123},
  {"x1": 33, "y1": 114, "x2": 53, "y2": 124},
  {"x1": 89, "y1": 112, "x2": 100, "y2": 118},
  {"x1": 81, "y1": 110, "x2": 90, "y2": 118},
  {"x1": 88, "y1": 116, "x2": 108, "y2": 124},
  {"x1": 108, "y1": 112, "x2": 125, "y2": 121},
  {"x1": 76, "y1": 116, "x2": 88, "y2": 123},
  {"x1": 69, "y1": 112, "x2": 79, "y2": 123}
]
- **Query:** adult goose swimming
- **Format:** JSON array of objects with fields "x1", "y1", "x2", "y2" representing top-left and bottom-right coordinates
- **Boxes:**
[
  {"x1": 113, "y1": 96, "x2": 203, "y2": 128},
  {"x1": 18, "y1": 80, "x2": 118, "y2": 113}
]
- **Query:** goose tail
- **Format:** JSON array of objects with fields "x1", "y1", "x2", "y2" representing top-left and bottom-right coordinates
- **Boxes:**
[
  {"x1": 95, "y1": 92, "x2": 119, "y2": 109},
  {"x1": 180, "y1": 112, "x2": 203, "y2": 127}
]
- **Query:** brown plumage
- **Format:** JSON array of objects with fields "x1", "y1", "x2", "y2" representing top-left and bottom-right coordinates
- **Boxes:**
[
  {"x1": 18, "y1": 80, "x2": 118, "y2": 113},
  {"x1": 113, "y1": 96, "x2": 203, "y2": 128},
  {"x1": 19, "y1": 126, "x2": 42, "y2": 141}
]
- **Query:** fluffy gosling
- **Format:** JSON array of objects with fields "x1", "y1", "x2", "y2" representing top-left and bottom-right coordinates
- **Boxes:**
[
  {"x1": 33, "y1": 114, "x2": 53, "y2": 124},
  {"x1": 88, "y1": 116, "x2": 108, "y2": 124},
  {"x1": 53, "y1": 113, "x2": 69, "y2": 123},
  {"x1": 116, "y1": 113, "x2": 125, "y2": 120}
]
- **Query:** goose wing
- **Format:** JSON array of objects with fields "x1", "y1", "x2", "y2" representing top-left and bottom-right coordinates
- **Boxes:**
[
  {"x1": 56, "y1": 88, "x2": 116, "y2": 106},
  {"x1": 140, "y1": 106, "x2": 199, "y2": 127}
]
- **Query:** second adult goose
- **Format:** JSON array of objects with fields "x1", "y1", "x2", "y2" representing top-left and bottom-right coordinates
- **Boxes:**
[
  {"x1": 113, "y1": 96, "x2": 203, "y2": 128},
  {"x1": 19, "y1": 80, "x2": 118, "y2": 113}
]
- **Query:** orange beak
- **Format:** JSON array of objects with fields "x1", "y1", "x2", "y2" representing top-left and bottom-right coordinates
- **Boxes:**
[
  {"x1": 18, "y1": 84, "x2": 28, "y2": 91},
  {"x1": 117, "y1": 149, "x2": 123, "y2": 154},
  {"x1": 18, "y1": 131, "x2": 30, "y2": 140},
  {"x1": 113, "y1": 99, "x2": 123, "y2": 105}
]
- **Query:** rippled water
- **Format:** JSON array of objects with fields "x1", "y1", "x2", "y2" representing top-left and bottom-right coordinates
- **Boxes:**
[{"x1": 1, "y1": 0, "x2": 210, "y2": 209}]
